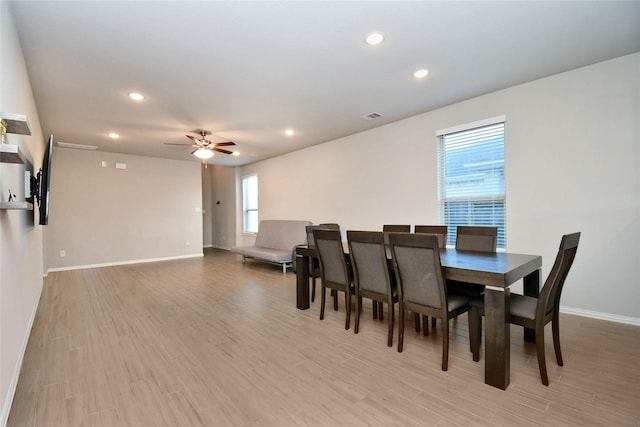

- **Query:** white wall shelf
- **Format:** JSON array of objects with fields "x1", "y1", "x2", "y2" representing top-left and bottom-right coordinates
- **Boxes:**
[
  {"x1": 0, "y1": 201, "x2": 33, "y2": 210},
  {"x1": 0, "y1": 144, "x2": 25, "y2": 164},
  {"x1": 1, "y1": 112, "x2": 31, "y2": 136}
]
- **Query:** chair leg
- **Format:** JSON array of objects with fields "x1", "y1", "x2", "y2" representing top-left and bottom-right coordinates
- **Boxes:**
[
  {"x1": 378, "y1": 302, "x2": 384, "y2": 321},
  {"x1": 355, "y1": 296, "x2": 362, "y2": 334},
  {"x1": 422, "y1": 315, "x2": 429, "y2": 336},
  {"x1": 552, "y1": 315, "x2": 564, "y2": 366},
  {"x1": 373, "y1": 300, "x2": 378, "y2": 319},
  {"x1": 311, "y1": 276, "x2": 316, "y2": 303},
  {"x1": 387, "y1": 301, "x2": 394, "y2": 347},
  {"x1": 536, "y1": 327, "x2": 549, "y2": 386},
  {"x1": 344, "y1": 291, "x2": 351, "y2": 330},
  {"x1": 398, "y1": 305, "x2": 405, "y2": 353},
  {"x1": 432, "y1": 317, "x2": 437, "y2": 328},
  {"x1": 333, "y1": 290, "x2": 338, "y2": 311},
  {"x1": 319, "y1": 286, "x2": 326, "y2": 320},
  {"x1": 469, "y1": 307, "x2": 481, "y2": 362},
  {"x1": 414, "y1": 312, "x2": 421, "y2": 332},
  {"x1": 442, "y1": 317, "x2": 449, "y2": 371}
]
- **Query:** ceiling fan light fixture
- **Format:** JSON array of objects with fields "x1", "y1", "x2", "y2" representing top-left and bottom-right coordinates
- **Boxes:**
[{"x1": 194, "y1": 148, "x2": 214, "y2": 159}]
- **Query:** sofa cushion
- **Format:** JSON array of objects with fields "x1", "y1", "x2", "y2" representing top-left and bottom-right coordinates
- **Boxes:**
[
  {"x1": 253, "y1": 220, "x2": 311, "y2": 251},
  {"x1": 231, "y1": 246, "x2": 293, "y2": 263},
  {"x1": 230, "y1": 220, "x2": 312, "y2": 265}
]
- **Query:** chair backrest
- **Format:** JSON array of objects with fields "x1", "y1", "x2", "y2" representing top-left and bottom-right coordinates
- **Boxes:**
[
  {"x1": 455, "y1": 226, "x2": 498, "y2": 253},
  {"x1": 306, "y1": 224, "x2": 339, "y2": 247},
  {"x1": 537, "y1": 232, "x2": 581, "y2": 319},
  {"x1": 414, "y1": 225, "x2": 448, "y2": 248},
  {"x1": 319, "y1": 223, "x2": 340, "y2": 230},
  {"x1": 313, "y1": 229, "x2": 350, "y2": 287},
  {"x1": 347, "y1": 231, "x2": 392, "y2": 296},
  {"x1": 388, "y1": 233, "x2": 445, "y2": 310},
  {"x1": 383, "y1": 224, "x2": 411, "y2": 233}
]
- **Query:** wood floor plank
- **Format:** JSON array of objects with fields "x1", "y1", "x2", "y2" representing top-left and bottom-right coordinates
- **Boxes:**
[{"x1": 7, "y1": 248, "x2": 640, "y2": 426}]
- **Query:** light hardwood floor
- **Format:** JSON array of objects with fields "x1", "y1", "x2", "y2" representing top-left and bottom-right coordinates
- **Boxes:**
[{"x1": 7, "y1": 248, "x2": 640, "y2": 426}]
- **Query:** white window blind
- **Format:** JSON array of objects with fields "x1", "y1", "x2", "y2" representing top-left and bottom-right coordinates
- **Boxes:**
[
  {"x1": 242, "y1": 174, "x2": 258, "y2": 233},
  {"x1": 437, "y1": 120, "x2": 506, "y2": 248}
]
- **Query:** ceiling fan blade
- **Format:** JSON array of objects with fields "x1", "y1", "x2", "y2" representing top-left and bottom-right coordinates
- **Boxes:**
[
  {"x1": 214, "y1": 141, "x2": 235, "y2": 146},
  {"x1": 213, "y1": 147, "x2": 233, "y2": 155},
  {"x1": 186, "y1": 135, "x2": 199, "y2": 143}
]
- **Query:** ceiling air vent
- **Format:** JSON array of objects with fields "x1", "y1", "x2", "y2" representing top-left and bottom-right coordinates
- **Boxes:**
[{"x1": 362, "y1": 112, "x2": 383, "y2": 121}]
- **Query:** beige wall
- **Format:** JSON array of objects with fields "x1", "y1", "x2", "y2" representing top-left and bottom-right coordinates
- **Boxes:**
[
  {"x1": 46, "y1": 148, "x2": 204, "y2": 269},
  {"x1": 238, "y1": 53, "x2": 640, "y2": 321},
  {"x1": 0, "y1": 2, "x2": 46, "y2": 422}
]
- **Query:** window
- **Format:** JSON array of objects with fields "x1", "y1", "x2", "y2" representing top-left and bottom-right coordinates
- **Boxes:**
[
  {"x1": 437, "y1": 117, "x2": 506, "y2": 249},
  {"x1": 242, "y1": 174, "x2": 258, "y2": 233}
]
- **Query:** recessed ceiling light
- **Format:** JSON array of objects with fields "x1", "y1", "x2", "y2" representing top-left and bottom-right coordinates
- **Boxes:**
[
  {"x1": 365, "y1": 32, "x2": 384, "y2": 46},
  {"x1": 413, "y1": 69, "x2": 430, "y2": 79},
  {"x1": 108, "y1": 133, "x2": 119, "y2": 139},
  {"x1": 285, "y1": 129, "x2": 295, "y2": 136},
  {"x1": 128, "y1": 92, "x2": 144, "y2": 101},
  {"x1": 232, "y1": 151, "x2": 240, "y2": 156}
]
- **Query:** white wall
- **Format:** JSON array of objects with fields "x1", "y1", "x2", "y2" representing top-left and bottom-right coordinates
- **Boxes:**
[
  {"x1": 0, "y1": 2, "x2": 46, "y2": 423},
  {"x1": 239, "y1": 53, "x2": 640, "y2": 321},
  {"x1": 46, "y1": 148, "x2": 204, "y2": 269}
]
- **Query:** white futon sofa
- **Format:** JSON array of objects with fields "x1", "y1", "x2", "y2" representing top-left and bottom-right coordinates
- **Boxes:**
[{"x1": 230, "y1": 219, "x2": 312, "y2": 272}]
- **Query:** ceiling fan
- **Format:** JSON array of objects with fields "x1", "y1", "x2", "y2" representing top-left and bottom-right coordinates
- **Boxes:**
[{"x1": 165, "y1": 130, "x2": 236, "y2": 160}]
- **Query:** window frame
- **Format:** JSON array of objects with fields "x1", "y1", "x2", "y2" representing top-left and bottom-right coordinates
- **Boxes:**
[
  {"x1": 242, "y1": 173, "x2": 258, "y2": 234},
  {"x1": 436, "y1": 116, "x2": 506, "y2": 249}
]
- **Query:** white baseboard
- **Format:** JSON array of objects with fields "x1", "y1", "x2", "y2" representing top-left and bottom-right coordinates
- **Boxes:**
[
  {"x1": 47, "y1": 253, "x2": 204, "y2": 273},
  {"x1": 1, "y1": 278, "x2": 44, "y2": 427},
  {"x1": 211, "y1": 245, "x2": 232, "y2": 251},
  {"x1": 560, "y1": 305, "x2": 640, "y2": 326}
]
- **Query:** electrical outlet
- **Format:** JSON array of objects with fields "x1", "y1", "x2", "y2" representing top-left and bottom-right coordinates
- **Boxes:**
[{"x1": 59, "y1": 250, "x2": 66, "y2": 257}]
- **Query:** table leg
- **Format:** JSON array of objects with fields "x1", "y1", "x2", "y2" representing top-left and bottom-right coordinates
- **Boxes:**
[
  {"x1": 296, "y1": 253, "x2": 310, "y2": 310},
  {"x1": 484, "y1": 286, "x2": 511, "y2": 390},
  {"x1": 523, "y1": 269, "x2": 540, "y2": 343}
]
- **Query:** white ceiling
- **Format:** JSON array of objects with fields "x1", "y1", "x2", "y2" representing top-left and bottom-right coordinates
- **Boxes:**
[{"x1": 9, "y1": 1, "x2": 640, "y2": 166}]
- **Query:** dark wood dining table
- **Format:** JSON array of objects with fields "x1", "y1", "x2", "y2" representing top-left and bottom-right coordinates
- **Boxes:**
[{"x1": 295, "y1": 245, "x2": 542, "y2": 390}]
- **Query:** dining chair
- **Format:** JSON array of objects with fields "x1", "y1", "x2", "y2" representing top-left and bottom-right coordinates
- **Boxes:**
[
  {"x1": 306, "y1": 224, "x2": 340, "y2": 303},
  {"x1": 455, "y1": 225, "x2": 498, "y2": 252},
  {"x1": 469, "y1": 232, "x2": 581, "y2": 385},
  {"x1": 414, "y1": 225, "x2": 448, "y2": 248},
  {"x1": 313, "y1": 228, "x2": 354, "y2": 330},
  {"x1": 389, "y1": 232, "x2": 472, "y2": 371},
  {"x1": 347, "y1": 231, "x2": 398, "y2": 347},
  {"x1": 449, "y1": 226, "x2": 498, "y2": 297},
  {"x1": 412, "y1": 225, "x2": 449, "y2": 332},
  {"x1": 383, "y1": 224, "x2": 411, "y2": 233}
]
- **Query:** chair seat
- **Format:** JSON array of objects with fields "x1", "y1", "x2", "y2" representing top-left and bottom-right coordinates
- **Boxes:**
[
  {"x1": 510, "y1": 294, "x2": 537, "y2": 321},
  {"x1": 448, "y1": 293, "x2": 472, "y2": 312},
  {"x1": 469, "y1": 293, "x2": 536, "y2": 321}
]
